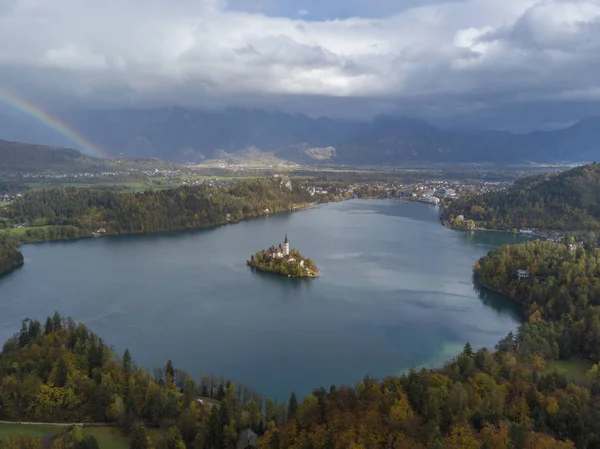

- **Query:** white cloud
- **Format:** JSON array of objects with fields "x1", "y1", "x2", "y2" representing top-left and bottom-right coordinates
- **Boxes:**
[
  {"x1": 297, "y1": 9, "x2": 309, "y2": 16},
  {"x1": 0, "y1": 0, "x2": 599, "y2": 120}
]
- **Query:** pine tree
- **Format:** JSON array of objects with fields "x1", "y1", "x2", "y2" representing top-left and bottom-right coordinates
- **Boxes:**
[
  {"x1": 123, "y1": 348, "x2": 132, "y2": 376},
  {"x1": 165, "y1": 360, "x2": 175, "y2": 391},
  {"x1": 52, "y1": 311, "x2": 62, "y2": 331},
  {"x1": 288, "y1": 392, "x2": 298, "y2": 419},
  {"x1": 44, "y1": 316, "x2": 54, "y2": 335},
  {"x1": 216, "y1": 383, "x2": 225, "y2": 400}
]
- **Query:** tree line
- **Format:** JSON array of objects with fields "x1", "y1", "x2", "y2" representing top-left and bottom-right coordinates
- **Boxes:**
[
  {"x1": 0, "y1": 178, "x2": 319, "y2": 244},
  {"x1": 0, "y1": 312, "x2": 292, "y2": 449},
  {"x1": 443, "y1": 163, "x2": 600, "y2": 231}
]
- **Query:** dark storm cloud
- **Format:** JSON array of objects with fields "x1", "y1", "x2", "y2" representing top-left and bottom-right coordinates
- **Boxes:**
[{"x1": 0, "y1": 0, "x2": 599, "y2": 129}]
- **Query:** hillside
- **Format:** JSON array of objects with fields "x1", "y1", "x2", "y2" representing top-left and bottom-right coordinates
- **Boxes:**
[
  {"x1": 0, "y1": 139, "x2": 107, "y2": 172},
  {"x1": 0, "y1": 139, "x2": 183, "y2": 176},
  {"x1": 0, "y1": 178, "x2": 322, "y2": 244},
  {"x1": 443, "y1": 163, "x2": 600, "y2": 230},
  {"x1": 0, "y1": 312, "x2": 271, "y2": 448},
  {"x1": 3, "y1": 108, "x2": 599, "y2": 165}
]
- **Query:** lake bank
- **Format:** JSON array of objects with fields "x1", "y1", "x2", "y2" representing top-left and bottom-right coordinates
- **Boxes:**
[{"x1": 0, "y1": 200, "x2": 525, "y2": 400}]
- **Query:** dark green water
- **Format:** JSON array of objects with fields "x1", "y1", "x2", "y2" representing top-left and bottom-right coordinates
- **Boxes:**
[{"x1": 0, "y1": 200, "x2": 528, "y2": 400}]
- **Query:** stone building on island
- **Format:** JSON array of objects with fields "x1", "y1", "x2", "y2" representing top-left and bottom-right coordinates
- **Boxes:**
[
  {"x1": 269, "y1": 234, "x2": 290, "y2": 259},
  {"x1": 267, "y1": 234, "x2": 304, "y2": 266}
]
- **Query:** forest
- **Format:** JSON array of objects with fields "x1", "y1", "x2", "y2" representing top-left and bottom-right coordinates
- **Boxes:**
[
  {"x1": 0, "y1": 178, "x2": 320, "y2": 245},
  {"x1": 443, "y1": 163, "x2": 600, "y2": 231},
  {"x1": 0, "y1": 242, "x2": 23, "y2": 276},
  {"x1": 473, "y1": 240, "x2": 600, "y2": 362},
  {"x1": 0, "y1": 313, "x2": 287, "y2": 449}
]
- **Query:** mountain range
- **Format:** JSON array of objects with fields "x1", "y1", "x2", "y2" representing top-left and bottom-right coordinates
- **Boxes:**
[{"x1": 1, "y1": 107, "x2": 599, "y2": 165}]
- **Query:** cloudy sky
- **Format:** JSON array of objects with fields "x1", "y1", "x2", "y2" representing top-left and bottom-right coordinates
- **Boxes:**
[{"x1": 1, "y1": 0, "x2": 599, "y2": 130}]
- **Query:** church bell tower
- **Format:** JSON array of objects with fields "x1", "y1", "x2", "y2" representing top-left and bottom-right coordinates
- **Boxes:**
[{"x1": 283, "y1": 234, "x2": 290, "y2": 256}]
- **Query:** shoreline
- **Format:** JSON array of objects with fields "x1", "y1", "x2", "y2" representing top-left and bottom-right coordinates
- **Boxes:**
[
  {"x1": 247, "y1": 264, "x2": 319, "y2": 278},
  {"x1": 5, "y1": 200, "x2": 328, "y2": 248},
  {"x1": 441, "y1": 220, "x2": 563, "y2": 241}
]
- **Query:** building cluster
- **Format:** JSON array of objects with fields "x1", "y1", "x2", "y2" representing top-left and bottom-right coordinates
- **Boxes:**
[
  {"x1": 1, "y1": 193, "x2": 19, "y2": 203},
  {"x1": 15, "y1": 168, "x2": 184, "y2": 180},
  {"x1": 403, "y1": 180, "x2": 510, "y2": 205},
  {"x1": 180, "y1": 178, "x2": 234, "y2": 187},
  {"x1": 198, "y1": 160, "x2": 299, "y2": 171},
  {"x1": 306, "y1": 186, "x2": 329, "y2": 196},
  {"x1": 92, "y1": 228, "x2": 107, "y2": 237},
  {"x1": 300, "y1": 179, "x2": 510, "y2": 205}
]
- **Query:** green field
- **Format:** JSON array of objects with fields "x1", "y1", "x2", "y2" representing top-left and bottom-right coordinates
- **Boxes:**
[
  {"x1": 545, "y1": 356, "x2": 593, "y2": 380},
  {"x1": 0, "y1": 423, "x2": 168, "y2": 448},
  {"x1": 83, "y1": 427, "x2": 131, "y2": 449},
  {"x1": 7, "y1": 225, "x2": 53, "y2": 236},
  {"x1": 0, "y1": 422, "x2": 63, "y2": 438}
]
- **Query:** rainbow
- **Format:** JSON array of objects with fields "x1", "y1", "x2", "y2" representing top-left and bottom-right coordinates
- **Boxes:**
[{"x1": 0, "y1": 90, "x2": 107, "y2": 158}]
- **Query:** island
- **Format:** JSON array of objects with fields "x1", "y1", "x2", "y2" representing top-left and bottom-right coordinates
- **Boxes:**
[{"x1": 247, "y1": 234, "x2": 319, "y2": 278}]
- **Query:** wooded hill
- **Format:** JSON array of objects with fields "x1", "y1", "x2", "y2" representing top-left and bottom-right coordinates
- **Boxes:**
[
  {"x1": 444, "y1": 163, "x2": 600, "y2": 231},
  {"x1": 0, "y1": 312, "x2": 280, "y2": 449},
  {"x1": 0, "y1": 178, "x2": 318, "y2": 244},
  {"x1": 0, "y1": 138, "x2": 180, "y2": 174},
  {"x1": 0, "y1": 139, "x2": 107, "y2": 172}
]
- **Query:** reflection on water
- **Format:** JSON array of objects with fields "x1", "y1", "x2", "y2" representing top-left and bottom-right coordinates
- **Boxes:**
[
  {"x1": 461, "y1": 229, "x2": 534, "y2": 248},
  {"x1": 474, "y1": 284, "x2": 524, "y2": 321}
]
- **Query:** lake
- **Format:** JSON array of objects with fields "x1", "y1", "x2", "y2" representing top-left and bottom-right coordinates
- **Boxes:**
[{"x1": 0, "y1": 199, "x2": 529, "y2": 400}]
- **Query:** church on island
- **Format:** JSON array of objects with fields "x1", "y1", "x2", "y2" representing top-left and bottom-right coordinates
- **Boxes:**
[
  {"x1": 247, "y1": 234, "x2": 318, "y2": 277},
  {"x1": 267, "y1": 234, "x2": 304, "y2": 265}
]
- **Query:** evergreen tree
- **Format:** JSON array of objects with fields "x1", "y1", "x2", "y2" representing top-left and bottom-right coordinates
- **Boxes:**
[
  {"x1": 463, "y1": 342, "x2": 473, "y2": 358},
  {"x1": 52, "y1": 311, "x2": 62, "y2": 331},
  {"x1": 165, "y1": 360, "x2": 175, "y2": 391},
  {"x1": 216, "y1": 383, "x2": 225, "y2": 400},
  {"x1": 18, "y1": 319, "x2": 29, "y2": 348},
  {"x1": 123, "y1": 348, "x2": 132, "y2": 376},
  {"x1": 44, "y1": 316, "x2": 54, "y2": 335},
  {"x1": 287, "y1": 392, "x2": 298, "y2": 419}
]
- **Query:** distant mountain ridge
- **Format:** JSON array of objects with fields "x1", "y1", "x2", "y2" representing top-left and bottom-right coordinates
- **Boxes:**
[{"x1": 1, "y1": 107, "x2": 599, "y2": 165}]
